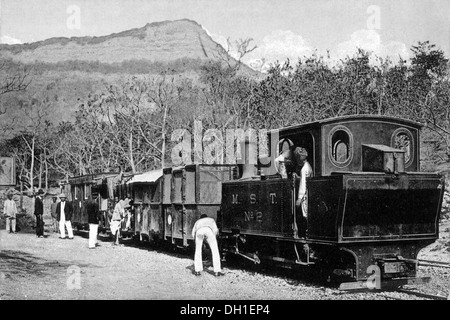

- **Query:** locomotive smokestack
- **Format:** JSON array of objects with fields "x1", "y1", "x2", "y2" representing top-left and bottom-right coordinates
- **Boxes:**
[{"x1": 239, "y1": 133, "x2": 258, "y2": 180}]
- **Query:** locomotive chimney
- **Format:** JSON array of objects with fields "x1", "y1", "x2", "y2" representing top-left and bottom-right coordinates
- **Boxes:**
[{"x1": 239, "y1": 134, "x2": 258, "y2": 180}]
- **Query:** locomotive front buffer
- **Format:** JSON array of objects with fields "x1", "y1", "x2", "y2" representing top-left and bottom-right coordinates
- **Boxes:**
[{"x1": 338, "y1": 254, "x2": 431, "y2": 291}]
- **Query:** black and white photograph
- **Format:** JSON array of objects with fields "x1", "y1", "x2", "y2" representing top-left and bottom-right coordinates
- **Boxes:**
[{"x1": 0, "y1": 0, "x2": 450, "y2": 308}]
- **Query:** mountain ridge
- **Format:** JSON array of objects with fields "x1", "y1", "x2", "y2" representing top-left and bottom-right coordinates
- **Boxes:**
[{"x1": 0, "y1": 19, "x2": 233, "y2": 65}]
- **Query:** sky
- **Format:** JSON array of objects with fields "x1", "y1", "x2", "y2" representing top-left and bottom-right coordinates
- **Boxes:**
[{"x1": 1, "y1": 0, "x2": 449, "y2": 70}]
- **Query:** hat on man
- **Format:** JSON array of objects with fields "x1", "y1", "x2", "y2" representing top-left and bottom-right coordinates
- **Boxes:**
[
  {"x1": 37, "y1": 189, "x2": 45, "y2": 195},
  {"x1": 59, "y1": 193, "x2": 67, "y2": 199},
  {"x1": 294, "y1": 147, "x2": 308, "y2": 158},
  {"x1": 200, "y1": 213, "x2": 208, "y2": 219}
]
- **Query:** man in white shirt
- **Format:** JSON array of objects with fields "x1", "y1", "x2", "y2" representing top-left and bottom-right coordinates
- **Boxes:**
[
  {"x1": 275, "y1": 146, "x2": 313, "y2": 237},
  {"x1": 274, "y1": 148, "x2": 294, "y2": 179},
  {"x1": 3, "y1": 192, "x2": 18, "y2": 233},
  {"x1": 110, "y1": 197, "x2": 124, "y2": 245},
  {"x1": 56, "y1": 193, "x2": 74, "y2": 239},
  {"x1": 294, "y1": 147, "x2": 313, "y2": 218},
  {"x1": 191, "y1": 213, "x2": 224, "y2": 277}
]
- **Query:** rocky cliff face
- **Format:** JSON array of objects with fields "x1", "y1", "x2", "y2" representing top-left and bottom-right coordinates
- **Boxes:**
[{"x1": 0, "y1": 19, "x2": 227, "y2": 64}]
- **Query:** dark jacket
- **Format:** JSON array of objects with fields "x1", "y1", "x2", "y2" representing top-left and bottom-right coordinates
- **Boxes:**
[
  {"x1": 86, "y1": 199, "x2": 100, "y2": 224},
  {"x1": 56, "y1": 201, "x2": 73, "y2": 221},
  {"x1": 34, "y1": 197, "x2": 43, "y2": 216}
]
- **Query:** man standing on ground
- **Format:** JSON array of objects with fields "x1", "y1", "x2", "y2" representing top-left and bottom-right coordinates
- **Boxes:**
[
  {"x1": 3, "y1": 191, "x2": 18, "y2": 234},
  {"x1": 34, "y1": 189, "x2": 45, "y2": 238},
  {"x1": 50, "y1": 196, "x2": 59, "y2": 233},
  {"x1": 110, "y1": 197, "x2": 124, "y2": 245},
  {"x1": 87, "y1": 193, "x2": 100, "y2": 249},
  {"x1": 191, "y1": 213, "x2": 224, "y2": 277},
  {"x1": 56, "y1": 193, "x2": 74, "y2": 239}
]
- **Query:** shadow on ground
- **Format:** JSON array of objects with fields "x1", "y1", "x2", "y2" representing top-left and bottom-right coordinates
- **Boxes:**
[{"x1": 0, "y1": 249, "x2": 101, "y2": 280}]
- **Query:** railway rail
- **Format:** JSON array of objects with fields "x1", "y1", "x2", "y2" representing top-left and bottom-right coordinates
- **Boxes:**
[
  {"x1": 379, "y1": 288, "x2": 448, "y2": 300},
  {"x1": 394, "y1": 288, "x2": 448, "y2": 300}
]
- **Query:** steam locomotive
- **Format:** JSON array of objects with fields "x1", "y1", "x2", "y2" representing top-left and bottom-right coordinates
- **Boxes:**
[{"x1": 66, "y1": 115, "x2": 445, "y2": 290}]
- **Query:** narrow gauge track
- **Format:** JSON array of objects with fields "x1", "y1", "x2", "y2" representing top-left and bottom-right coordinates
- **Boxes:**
[
  {"x1": 395, "y1": 289, "x2": 448, "y2": 300},
  {"x1": 380, "y1": 289, "x2": 448, "y2": 300}
]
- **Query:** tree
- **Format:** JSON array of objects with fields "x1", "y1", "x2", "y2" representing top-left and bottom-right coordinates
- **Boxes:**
[
  {"x1": 48, "y1": 74, "x2": 192, "y2": 175},
  {"x1": 411, "y1": 41, "x2": 448, "y2": 79},
  {"x1": 16, "y1": 97, "x2": 52, "y2": 191},
  {"x1": 0, "y1": 60, "x2": 30, "y2": 97},
  {"x1": 213, "y1": 38, "x2": 257, "y2": 73},
  {"x1": 0, "y1": 60, "x2": 31, "y2": 136}
]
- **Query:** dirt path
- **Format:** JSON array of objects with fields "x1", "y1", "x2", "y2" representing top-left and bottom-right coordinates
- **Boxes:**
[
  {"x1": 0, "y1": 230, "x2": 225, "y2": 300},
  {"x1": 0, "y1": 229, "x2": 321, "y2": 300},
  {"x1": 1, "y1": 224, "x2": 449, "y2": 301}
]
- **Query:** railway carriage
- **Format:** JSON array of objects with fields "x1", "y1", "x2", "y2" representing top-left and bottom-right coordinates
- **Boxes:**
[
  {"x1": 66, "y1": 172, "x2": 119, "y2": 231},
  {"x1": 126, "y1": 170, "x2": 163, "y2": 242},
  {"x1": 136, "y1": 164, "x2": 235, "y2": 246}
]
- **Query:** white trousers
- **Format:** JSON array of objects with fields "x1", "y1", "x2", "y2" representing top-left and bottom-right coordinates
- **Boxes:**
[
  {"x1": 6, "y1": 217, "x2": 16, "y2": 232},
  {"x1": 59, "y1": 220, "x2": 74, "y2": 238},
  {"x1": 194, "y1": 227, "x2": 221, "y2": 273},
  {"x1": 89, "y1": 224, "x2": 98, "y2": 248},
  {"x1": 125, "y1": 214, "x2": 131, "y2": 229},
  {"x1": 301, "y1": 195, "x2": 308, "y2": 218}
]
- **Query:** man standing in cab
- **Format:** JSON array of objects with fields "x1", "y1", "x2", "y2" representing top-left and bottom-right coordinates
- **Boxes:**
[{"x1": 294, "y1": 147, "x2": 313, "y2": 224}]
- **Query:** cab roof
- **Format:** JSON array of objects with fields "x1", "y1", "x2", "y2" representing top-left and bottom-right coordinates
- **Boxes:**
[{"x1": 270, "y1": 115, "x2": 423, "y2": 135}]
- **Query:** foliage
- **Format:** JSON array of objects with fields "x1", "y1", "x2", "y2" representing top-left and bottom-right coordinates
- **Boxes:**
[{"x1": 2, "y1": 40, "x2": 450, "y2": 186}]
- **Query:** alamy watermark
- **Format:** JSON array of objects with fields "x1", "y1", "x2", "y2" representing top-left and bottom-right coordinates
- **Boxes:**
[
  {"x1": 366, "y1": 265, "x2": 381, "y2": 289},
  {"x1": 67, "y1": 5, "x2": 81, "y2": 30},
  {"x1": 66, "y1": 265, "x2": 81, "y2": 290},
  {"x1": 170, "y1": 120, "x2": 279, "y2": 171},
  {"x1": 366, "y1": 5, "x2": 381, "y2": 30}
]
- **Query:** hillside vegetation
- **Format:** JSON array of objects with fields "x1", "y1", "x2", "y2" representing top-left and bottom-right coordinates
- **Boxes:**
[{"x1": 0, "y1": 18, "x2": 449, "y2": 192}]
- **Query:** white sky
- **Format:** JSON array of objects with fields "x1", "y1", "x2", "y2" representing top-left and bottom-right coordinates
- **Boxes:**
[{"x1": 1, "y1": 0, "x2": 449, "y2": 69}]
